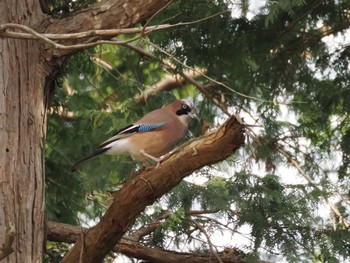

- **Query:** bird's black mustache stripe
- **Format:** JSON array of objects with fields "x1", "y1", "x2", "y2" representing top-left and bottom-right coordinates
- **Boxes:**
[{"x1": 176, "y1": 107, "x2": 191, "y2": 116}]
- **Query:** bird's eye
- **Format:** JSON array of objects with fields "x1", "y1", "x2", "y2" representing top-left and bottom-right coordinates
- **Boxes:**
[{"x1": 182, "y1": 104, "x2": 188, "y2": 109}]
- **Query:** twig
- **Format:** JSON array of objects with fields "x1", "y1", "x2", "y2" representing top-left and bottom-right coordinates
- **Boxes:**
[
  {"x1": 140, "y1": 0, "x2": 174, "y2": 36},
  {"x1": 79, "y1": 227, "x2": 85, "y2": 263},
  {"x1": 178, "y1": 70, "x2": 232, "y2": 116},
  {"x1": 327, "y1": 201, "x2": 349, "y2": 229},
  {"x1": 0, "y1": 11, "x2": 230, "y2": 50},
  {"x1": 277, "y1": 147, "x2": 350, "y2": 230},
  {"x1": 123, "y1": 41, "x2": 234, "y2": 114},
  {"x1": 145, "y1": 39, "x2": 273, "y2": 104},
  {"x1": 135, "y1": 69, "x2": 206, "y2": 103},
  {"x1": 190, "y1": 219, "x2": 223, "y2": 263}
]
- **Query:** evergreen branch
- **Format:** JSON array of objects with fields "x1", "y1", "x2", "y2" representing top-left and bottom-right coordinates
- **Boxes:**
[
  {"x1": 279, "y1": 0, "x2": 325, "y2": 38},
  {"x1": 144, "y1": 39, "x2": 306, "y2": 110},
  {"x1": 239, "y1": 120, "x2": 350, "y2": 233},
  {"x1": 144, "y1": 39, "x2": 273, "y2": 105},
  {"x1": 122, "y1": 41, "x2": 234, "y2": 115}
]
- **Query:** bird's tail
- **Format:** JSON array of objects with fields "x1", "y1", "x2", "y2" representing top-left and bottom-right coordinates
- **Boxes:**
[{"x1": 71, "y1": 147, "x2": 109, "y2": 172}]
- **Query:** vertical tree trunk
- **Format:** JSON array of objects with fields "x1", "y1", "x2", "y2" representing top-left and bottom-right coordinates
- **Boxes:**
[{"x1": 0, "y1": 1, "x2": 48, "y2": 262}]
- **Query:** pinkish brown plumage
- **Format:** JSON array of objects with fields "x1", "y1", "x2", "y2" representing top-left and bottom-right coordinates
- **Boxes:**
[{"x1": 72, "y1": 99, "x2": 195, "y2": 171}]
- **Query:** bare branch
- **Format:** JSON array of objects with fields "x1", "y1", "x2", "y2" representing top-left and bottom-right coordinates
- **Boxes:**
[
  {"x1": 0, "y1": 11, "x2": 229, "y2": 51},
  {"x1": 0, "y1": 23, "x2": 170, "y2": 40},
  {"x1": 135, "y1": 69, "x2": 206, "y2": 103},
  {"x1": 190, "y1": 219, "x2": 224, "y2": 263}
]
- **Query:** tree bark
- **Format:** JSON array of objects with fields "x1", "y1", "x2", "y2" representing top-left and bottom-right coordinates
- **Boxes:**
[
  {"x1": 61, "y1": 116, "x2": 245, "y2": 262},
  {"x1": 0, "y1": 1, "x2": 48, "y2": 262}
]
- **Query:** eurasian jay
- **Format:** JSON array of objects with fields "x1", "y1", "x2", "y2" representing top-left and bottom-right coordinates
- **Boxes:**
[{"x1": 72, "y1": 99, "x2": 195, "y2": 171}]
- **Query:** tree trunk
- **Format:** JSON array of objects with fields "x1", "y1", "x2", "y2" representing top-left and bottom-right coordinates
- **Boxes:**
[{"x1": 0, "y1": 1, "x2": 48, "y2": 262}]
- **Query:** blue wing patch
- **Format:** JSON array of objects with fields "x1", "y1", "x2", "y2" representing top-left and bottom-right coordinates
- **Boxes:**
[
  {"x1": 112, "y1": 124, "x2": 165, "y2": 136},
  {"x1": 98, "y1": 123, "x2": 165, "y2": 149},
  {"x1": 138, "y1": 124, "x2": 165, "y2": 132}
]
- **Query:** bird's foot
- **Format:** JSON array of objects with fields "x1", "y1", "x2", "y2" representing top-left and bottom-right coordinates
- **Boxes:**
[
  {"x1": 140, "y1": 149, "x2": 161, "y2": 169},
  {"x1": 192, "y1": 147, "x2": 198, "y2": 156}
]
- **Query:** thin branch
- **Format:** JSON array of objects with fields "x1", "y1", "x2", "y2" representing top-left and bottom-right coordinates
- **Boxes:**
[
  {"x1": 127, "y1": 209, "x2": 220, "y2": 242},
  {"x1": 0, "y1": 23, "x2": 168, "y2": 40},
  {"x1": 277, "y1": 147, "x2": 350, "y2": 230},
  {"x1": 135, "y1": 69, "x2": 206, "y2": 103},
  {"x1": 190, "y1": 219, "x2": 223, "y2": 263},
  {"x1": 0, "y1": 11, "x2": 230, "y2": 50},
  {"x1": 327, "y1": 201, "x2": 350, "y2": 229},
  {"x1": 140, "y1": 0, "x2": 174, "y2": 35},
  {"x1": 145, "y1": 39, "x2": 273, "y2": 104},
  {"x1": 122, "y1": 42, "x2": 234, "y2": 114},
  {"x1": 126, "y1": 222, "x2": 161, "y2": 242}
]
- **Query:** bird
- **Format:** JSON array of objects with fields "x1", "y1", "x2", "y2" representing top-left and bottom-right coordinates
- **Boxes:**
[{"x1": 71, "y1": 99, "x2": 196, "y2": 171}]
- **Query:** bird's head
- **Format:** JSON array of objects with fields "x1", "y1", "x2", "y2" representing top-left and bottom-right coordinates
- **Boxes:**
[{"x1": 172, "y1": 99, "x2": 197, "y2": 125}]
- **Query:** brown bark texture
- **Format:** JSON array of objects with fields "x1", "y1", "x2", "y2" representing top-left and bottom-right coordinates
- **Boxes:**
[
  {"x1": 0, "y1": 1, "x2": 47, "y2": 262},
  {"x1": 61, "y1": 116, "x2": 245, "y2": 262},
  {"x1": 0, "y1": 0, "x2": 171, "y2": 262}
]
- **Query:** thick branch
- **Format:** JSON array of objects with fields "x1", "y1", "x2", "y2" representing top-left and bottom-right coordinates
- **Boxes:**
[
  {"x1": 47, "y1": 221, "x2": 245, "y2": 263},
  {"x1": 61, "y1": 116, "x2": 245, "y2": 262},
  {"x1": 46, "y1": 0, "x2": 171, "y2": 34},
  {"x1": 41, "y1": 0, "x2": 171, "y2": 57}
]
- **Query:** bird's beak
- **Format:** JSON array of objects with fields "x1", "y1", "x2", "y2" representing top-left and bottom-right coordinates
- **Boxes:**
[{"x1": 188, "y1": 111, "x2": 199, "y2": 120}]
